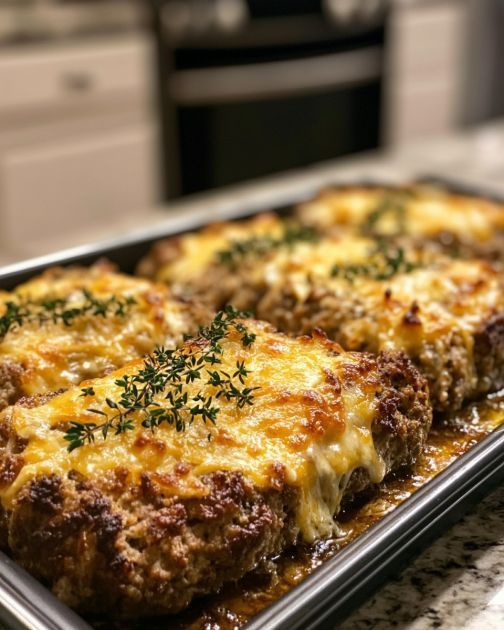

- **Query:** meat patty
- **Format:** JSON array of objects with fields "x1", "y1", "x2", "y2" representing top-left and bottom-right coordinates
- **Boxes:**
[
  {"x1": 295, "y1": 185, "x2": 504, "y2": 263},
  {"x1": 253, "y1": 276, "x2": 504, "y2": 413},
  {"x1": 0, "y1": 360, "x2": 23, "y2": 411},
  {"x1": 0, "y1": 264, "x2": 212, "y2": 410},
  {"x1": 474, "y1": 312, "x2": 504, "y2": 397},
  {"x1": 0, "y1": 320, "x2": 431, "y2": 617}
]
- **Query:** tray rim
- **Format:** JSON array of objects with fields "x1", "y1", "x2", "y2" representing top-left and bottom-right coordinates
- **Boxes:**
[{"x1": 0, "y1": 177, "x2": 502, "y2": 630}]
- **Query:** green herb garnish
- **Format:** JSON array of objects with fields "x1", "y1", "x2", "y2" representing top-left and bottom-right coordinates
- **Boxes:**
[
  {"x1": 80, "y1": 387, "x2": 96, "y2": 397},
  {"x1": 0, "y1": 290, "x2": 137, "y2": 341},
  {"x1": 64, "y1": 306, "x2": 259, "y2": 452},
  {"x1": 331, "y1": 241, "x2": 417, "y2": 282},
  {"x1": 362, "y1": 195, "x2": 409, "y2": 235},
  {"x1": 217, "y1": 223, "x2": 318, "y2": 268}
]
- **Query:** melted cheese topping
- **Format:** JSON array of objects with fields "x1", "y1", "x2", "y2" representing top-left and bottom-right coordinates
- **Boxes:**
[
  {"x1": 1, "y1": 321, "x2": 386, "y2": 542},
  {"x1": 262, "y1": 236, "x2": 502, "y2": 331},
  {"x1": 296, "y1": 186, "x2": 504, "y2": 240},
  {"x1": 254, "y1": 236, "x2": 503, "y2": 394},
  {"x1": 154, "y1": 213, "x2": 285, "y2": 285},
  {"x1": 0, "y1": 266, "x2": 193, "y2": 396}
]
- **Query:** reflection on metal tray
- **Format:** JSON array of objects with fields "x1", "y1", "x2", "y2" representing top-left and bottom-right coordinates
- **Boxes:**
[{"x1": 0, "y1": 178, "x2": 502, "y2": 630}]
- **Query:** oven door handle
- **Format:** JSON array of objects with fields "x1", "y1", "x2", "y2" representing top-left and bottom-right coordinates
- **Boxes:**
[{"x1": 169, "y1": 46, "x2": 382, "y2": 105}]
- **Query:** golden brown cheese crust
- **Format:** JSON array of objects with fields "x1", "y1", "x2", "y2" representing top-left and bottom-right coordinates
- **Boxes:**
[
  {"x1": 136, "y1": 212, "x2": 286, "y2": 297},
  {"x1": 0, "y1": 263, "x2": 211, "y2": 409},
  {"x1": 0, "y1": 322, "x2": 430, "y2": 616},
  {"x1": 139, "y1": 222, "x2": 504, "y2": 411},
  {"x1": 295, "y1": 185, "x2": 504, "y2": 261},
  {"x1": 252, "y1": 252, "x2": 504, "y2": 411}
]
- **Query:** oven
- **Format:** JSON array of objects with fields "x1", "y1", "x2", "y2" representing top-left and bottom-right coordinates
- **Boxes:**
[{"x1": 150, "y1": 0, "x2": 389, "y2": 198}]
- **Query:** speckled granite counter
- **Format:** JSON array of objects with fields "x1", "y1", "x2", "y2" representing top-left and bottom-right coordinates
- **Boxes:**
[{"x1": 340, "y1": 483, "x2": 504, "y2": 630}]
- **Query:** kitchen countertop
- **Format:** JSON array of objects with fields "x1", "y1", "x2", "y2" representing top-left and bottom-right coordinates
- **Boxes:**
[
  {"x1": 0, "y1": 120, "x2": 503, "y2": 629},
  {"x1": 340, "y1": 483, "x2": 504, "y2": 630}
]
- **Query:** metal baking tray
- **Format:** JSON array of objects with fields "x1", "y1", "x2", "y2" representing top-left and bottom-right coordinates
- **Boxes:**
[{"x1": 0, "y1": 179, "x2": 502, "y2": 630}]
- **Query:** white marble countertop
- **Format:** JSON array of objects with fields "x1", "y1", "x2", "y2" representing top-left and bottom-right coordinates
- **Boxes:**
[{"x1": 0, "y1": 119, "x2": 503, "y2": 629}]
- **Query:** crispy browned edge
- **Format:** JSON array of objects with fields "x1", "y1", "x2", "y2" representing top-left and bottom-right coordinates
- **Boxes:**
[
  {"x1": 0, "y1": 361, "x2": 23, "y2": 411},
  {"x1": 0, "y1": 349, "x2": 430, "y2": 618},
  {"x1": 474, "y1": 312, "x2": 504, "y2": 397}
]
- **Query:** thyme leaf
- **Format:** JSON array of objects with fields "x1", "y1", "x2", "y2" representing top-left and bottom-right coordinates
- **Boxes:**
[
  {"x1": 216, "y1": 223, "x2": 318, "y2": 268},
  {"x1": 331, "y1": 241, "x2": 417, "y2": 282},
  {"x1": 361, "y1": 195, "x2": 409, "y2": 235},
  {"x1": 64, "y1": 306, "x2": 259, "y2": 451},
  {"x1": 80, "y1": 387, "x2": 96, "y2": 398},
  {"x1": 0, "y1": 290, "x2": 137, "y2": 341}
]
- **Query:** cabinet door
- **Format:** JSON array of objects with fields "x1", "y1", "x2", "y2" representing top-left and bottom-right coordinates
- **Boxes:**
[
  {"x1": 0, "y1": 124, "x2": 158, "y2": 255},
  {"x1": 0, "y1": 36, "x2": 149, "y2": 115}
]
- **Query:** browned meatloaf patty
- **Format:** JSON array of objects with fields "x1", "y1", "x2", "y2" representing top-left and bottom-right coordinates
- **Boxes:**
[
  {"x1": 0, "y1": 320, "x2": 431, "y2": 617},
  {"x1": 252, "y1": 274, "x2": 504, "y2": 413},
  {"x1": 295, "y1": 184, "x2": 504, "y2": 264}
]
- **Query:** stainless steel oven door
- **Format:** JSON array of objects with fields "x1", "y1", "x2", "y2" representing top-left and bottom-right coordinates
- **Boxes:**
[{"x1": 171, "y1": 46, "x2": 383, "y2": 195}]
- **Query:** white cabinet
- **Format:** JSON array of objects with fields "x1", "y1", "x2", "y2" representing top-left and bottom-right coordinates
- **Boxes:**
[
  {"x1": 1, "y1": 125, "x2": 157, "y2": 249},
  {"x1": 0, "y1": 37, "x2": 148, "y2": 114},
  {"x1": 0, "y1": 34, "x2": 159, "y2": 262}
]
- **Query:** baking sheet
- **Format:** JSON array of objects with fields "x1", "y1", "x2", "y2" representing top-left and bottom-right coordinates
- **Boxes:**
[{"x1": 0, "y1": 179, "x2": 502, "y2": 630}]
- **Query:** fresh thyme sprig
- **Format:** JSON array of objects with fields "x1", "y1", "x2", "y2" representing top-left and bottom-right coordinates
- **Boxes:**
[
  {"x1": 216, "y1": 223, "x2": 319, "y2": 268},
  {"x1": 331, "y1": 241, "x2": 417, "y2": 283},
  {"x1": 64, "y1": 306, "x2": 259, "y2": 452},
  {"x1": 0, "y1": 289, "x2": 137, "y2": 341},
  {"x1": 362, "y1": 195, "x2": 409, "y2": 235}
]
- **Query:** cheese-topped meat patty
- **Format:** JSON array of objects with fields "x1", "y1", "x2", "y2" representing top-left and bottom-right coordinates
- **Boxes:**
[
  {"x1": 137, "y1": 213, "x2": 320, "y2": 308},
  {"x1": 0, "y1": 315, "x2": 430, "y2": 616},
  {"x1": 139, "y1": 226, "x2": 504, "y2": 412},
  {"x1": 0, "y1": 263, "x2": 210, "y2": 410},
  {"x1": 136, "y1": 212, "x2": 291, "y2": 281},
  {"x1": 296, "y1": 185, "x2": 504, "y2": 261}
]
